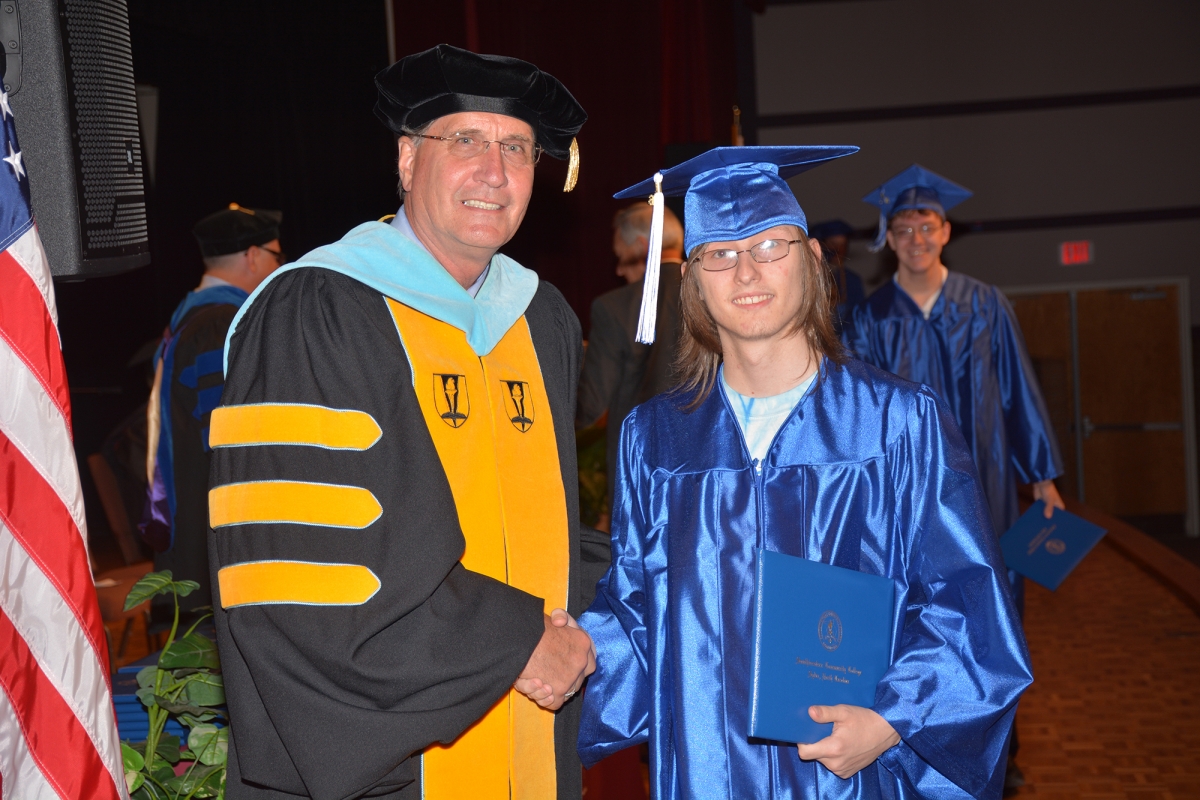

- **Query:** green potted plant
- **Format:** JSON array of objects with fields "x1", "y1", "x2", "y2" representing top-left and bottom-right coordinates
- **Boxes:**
[{"x1": 120, "y1": 571, "x2": 227, "y2": 799}]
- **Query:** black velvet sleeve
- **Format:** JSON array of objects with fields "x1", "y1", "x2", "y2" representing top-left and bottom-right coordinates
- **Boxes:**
[{"x1": 209, "y1": 268, "x2": 546, "y2": 800}]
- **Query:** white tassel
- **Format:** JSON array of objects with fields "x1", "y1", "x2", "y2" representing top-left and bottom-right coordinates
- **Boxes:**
[{"x1": 635, "y1": 172, "x2": 665, "y2": 345}]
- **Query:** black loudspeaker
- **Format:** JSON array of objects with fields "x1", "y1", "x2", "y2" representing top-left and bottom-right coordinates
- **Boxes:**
[{"x1": 8, "y1": 0, "x2": 149, "y2": 279}]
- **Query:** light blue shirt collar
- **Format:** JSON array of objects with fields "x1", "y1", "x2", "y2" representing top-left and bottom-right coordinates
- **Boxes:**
[{"x1": 721, "y1": 365, "x2": 818, "y2": 465}]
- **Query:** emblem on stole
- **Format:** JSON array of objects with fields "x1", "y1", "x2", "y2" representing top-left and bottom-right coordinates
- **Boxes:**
[
  {"x1": 502, "y1": 380, "x2": 534, "y2": 432},
  {"x1": 818, "y1": 610, "x2": 843, "y2": 652},
  {"x1": 433, "y1": 374, "x2": 469, "y2": 428}
]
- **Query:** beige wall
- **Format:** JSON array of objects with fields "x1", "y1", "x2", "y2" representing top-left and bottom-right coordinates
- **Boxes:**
[{"x1": 750, "y1": 0, "x2": 1200, "y2": 317}]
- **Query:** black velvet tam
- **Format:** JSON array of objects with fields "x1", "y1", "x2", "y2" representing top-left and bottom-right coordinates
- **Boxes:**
[
  {"x1": 192, "y1": 204, "x2": 282, "y2": 258},
  {"x1": 374, "y1": 44, "x2": 586, "y2": 161}
]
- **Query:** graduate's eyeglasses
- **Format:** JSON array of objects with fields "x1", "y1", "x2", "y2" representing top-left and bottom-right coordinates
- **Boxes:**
[
  {"x1": 890, "y1": 221, "x2": 943, "y2": 241},
  {"x1": 691, "y1": 238, "x2": 805, "y2": 272},
  {"x1": 254, "y1": 245, "x2": 286, "y2": 264},
  {"x1": 410, "y1": 131, "x2": 543, "y2": 167}
]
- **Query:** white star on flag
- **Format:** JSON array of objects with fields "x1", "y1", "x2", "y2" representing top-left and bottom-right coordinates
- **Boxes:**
[
  {"x1": 0, "y1": 90, "x2": 11, "y2": 120},
  {"x1": 4, "y1": 141, "x2": 24, "y2": 180}
]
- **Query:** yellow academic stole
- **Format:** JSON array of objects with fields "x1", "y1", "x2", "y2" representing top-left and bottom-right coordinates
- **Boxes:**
[{"x1": 387, "y1": 299, "x2": 568, "y2": 800}]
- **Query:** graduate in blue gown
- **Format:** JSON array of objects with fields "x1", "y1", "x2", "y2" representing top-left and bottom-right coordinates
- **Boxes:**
[
  {"x1": 574, "y1": 148, "x2": 1033, "y2": 799},
  {"x1": 843, "y1": 165, "x2": 1066, "y2": 577}
]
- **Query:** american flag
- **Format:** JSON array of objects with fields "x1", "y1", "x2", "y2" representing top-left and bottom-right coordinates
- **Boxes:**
[{"x1": 0, "y1": 91, "x2": 128, "y2": 797}]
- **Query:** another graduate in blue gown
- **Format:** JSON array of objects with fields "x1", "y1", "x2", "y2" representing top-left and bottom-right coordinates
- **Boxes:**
[
  {"x1": 843, "y1": 165, "x2": 1066, "y2": 577},
  {"x1": 575, "y1": 148, "x2": 1034, "y2": 799}
]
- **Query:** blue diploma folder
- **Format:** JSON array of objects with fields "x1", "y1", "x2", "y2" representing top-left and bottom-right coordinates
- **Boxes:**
[
  {"x1": 1000, "y1": 501, "x2": 1106, "y2": 591},
  {"x1": 749, "y1": 549, "x2": 895, "y2": 745}
]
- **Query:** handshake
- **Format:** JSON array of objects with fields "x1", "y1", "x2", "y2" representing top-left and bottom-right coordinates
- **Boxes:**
[{"x1": 513, "y1": 608, "x2": 596, "y2": 711}]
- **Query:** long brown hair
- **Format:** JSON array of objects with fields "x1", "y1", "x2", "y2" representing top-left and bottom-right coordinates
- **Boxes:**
[{"x1": 673, "y1": 226, "x2": 847, "y2": 410}]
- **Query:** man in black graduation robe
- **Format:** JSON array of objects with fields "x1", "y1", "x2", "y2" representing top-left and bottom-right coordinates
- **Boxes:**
[
  {"x1": 207, "y1": 45, "x2": 607, "y2": 799},
  {"x1": 141, "y1": 205, "x2": 283, "y2": 613}
]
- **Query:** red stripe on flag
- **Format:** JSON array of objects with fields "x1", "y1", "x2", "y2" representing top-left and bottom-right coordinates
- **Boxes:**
[
  {"x1": 0, "y1": 609, "x2": 123, "y2": 800},
  {"x1": 0, "y1": 430, "x2": 110, "y2": 682},
  {"x1": 0, "y1": 251, "x2": 72, "y2": 432}
]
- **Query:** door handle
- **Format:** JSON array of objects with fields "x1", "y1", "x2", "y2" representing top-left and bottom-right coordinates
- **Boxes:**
[{"x1": 1079, "y1": 415, "x2": 1182, "y2": 439}]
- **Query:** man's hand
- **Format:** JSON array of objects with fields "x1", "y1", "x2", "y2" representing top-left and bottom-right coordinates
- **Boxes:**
[
  {"x1": 795, "y1": 705, "x2": 901, "y2": 779},
  {"x1": 1033, "y1": 479, "x2": 1066, "y2": 518},
  {"x1": 513, "y1": 609, "x2": 595, "y2": 710}
]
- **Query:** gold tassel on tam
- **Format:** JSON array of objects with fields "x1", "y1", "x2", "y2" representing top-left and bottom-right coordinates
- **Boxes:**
[{"x1": 563, "y1": 137, "x2": 580, "y2": 192}]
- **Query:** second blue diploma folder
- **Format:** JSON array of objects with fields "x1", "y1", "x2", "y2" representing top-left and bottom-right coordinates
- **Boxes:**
[
  {"x1": 749, "y1": 549, "x2": 896, "y2": 745},
  {"x1": 999, "y1": 501, "x2": 1106, "y2": 591}
]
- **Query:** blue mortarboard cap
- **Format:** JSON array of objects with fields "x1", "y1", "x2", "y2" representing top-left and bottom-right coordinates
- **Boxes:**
[
  {"x1": 808, "y1": 219, "x2": 855, "y2": 241},
  {"x1": 614, "y1": 146, "x2": 858, "y2": 255},
  {"x1": 862, "y1": 164, "x2": 972, "y2": 251},
  {"x1": 613, "y1": 146, "x2": 857, "y2": 345}
]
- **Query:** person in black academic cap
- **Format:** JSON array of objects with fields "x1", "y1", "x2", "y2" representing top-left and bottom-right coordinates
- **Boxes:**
[
  {"x1": 141, "y1": 203, "x2": 283, "y2": 614},
  {"x1": 207, "y1": 45, "x2": 606, "y2": 800},
  {"x1": 577, "y1": 202, "x2": 685, "y2": 524},
  {"x1": 808, "y1": 218, "x2": 864, "y2": 330}
]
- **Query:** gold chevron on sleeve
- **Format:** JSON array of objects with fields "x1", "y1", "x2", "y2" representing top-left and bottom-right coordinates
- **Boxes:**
[
  {"x1": 218, "y1": 561, "x2": 381, "y2": 608},
  {"x1": 209, "y1": 403, "x2": 382, "y2": 450},
  {"x1": 209, "y1": 481, "x2": 382, "y2": 528}
]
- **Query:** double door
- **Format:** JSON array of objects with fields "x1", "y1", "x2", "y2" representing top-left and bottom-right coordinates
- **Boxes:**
[{"x1": 1006, "y1": 279, "x2": 1198, "y2": 536}]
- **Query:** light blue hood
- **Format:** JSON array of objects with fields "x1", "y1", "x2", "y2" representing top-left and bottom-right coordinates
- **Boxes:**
[{"x1": 223, "y1": 220, "x2": 541, "y2": 374}]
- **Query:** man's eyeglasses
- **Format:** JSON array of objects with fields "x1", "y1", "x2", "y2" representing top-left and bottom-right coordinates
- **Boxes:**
[
  {"x1": 409, "y1": 131, "x2": 543, "y2": 168},
  {"x1": 254, "y1": 245, "x2": 286, "y2": 264},
  {"x1": 889, "y1": 221, "x2": 943, "y2": 241},
  {"x1": 690, "y1": 238, "x2": 804, "y2": 272}
]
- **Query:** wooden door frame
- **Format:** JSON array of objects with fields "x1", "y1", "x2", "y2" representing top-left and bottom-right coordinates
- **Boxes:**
[{"x1": 1002, "y1": 277, "x2": 1198, "y2": 538}]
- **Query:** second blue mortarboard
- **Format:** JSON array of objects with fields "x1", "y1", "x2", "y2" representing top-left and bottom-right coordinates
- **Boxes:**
[
  {"x1": 863, "y1": 164, "x2": 972, "y2": 251},
  {"x1": 614, "y1": 145, "x2": 858, "y2": 343}
]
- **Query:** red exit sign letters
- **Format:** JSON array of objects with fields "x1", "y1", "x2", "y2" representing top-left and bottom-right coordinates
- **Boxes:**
[{"x1": 1059, "y1": 240, "x2": 1093, "y2": 265}]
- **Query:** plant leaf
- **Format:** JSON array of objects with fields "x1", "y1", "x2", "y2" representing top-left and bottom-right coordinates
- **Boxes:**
[
  {"x1": 131, "y1": 783, "x2": 162, "y2": 800},
  {"x1": 122, "y1": 570, "x2": 202, "y2": 610},
  {"x1": 135, "y1": 686, "x2": 157, "y2": 708},
  {"x1": 167, "y1": 763, "x2": 223, "y2": 797},
  {"x1": 136, "y1": 666, "x2": 159, "y2": 690},
  {"x1": 149, "y1": 759, "x2": 176, "y2": 785},
  {"x1": 180, "y1": 710, "x2": 221, "y2": 727},
  {"x1": 121, "y1": 741, "x2": 145, "y2": 771},
  {"x1": 154, "y1": 693, "x2": 205, "y2": 716},
  {"x1": 188, "y1": 724, "x2": 229, "y2": 766},
  {"x1": 183, "y1": 673, "x2": 225, "y2": 708},
  {"x1": 159, "y1": 632, "x2": 220, "y2": 670},
  {"x1": 145, "y1": 734, "x2": 181, "y2": 765},
  {"x1": 125, "y1": 771, "x2": 144, "y2": 795},
  {"x1": 172, "y1": 579, "x2": 201, "y2": 597},
  {"x1": 123, "y1": 571, "x2": 177, "y2": 610}
]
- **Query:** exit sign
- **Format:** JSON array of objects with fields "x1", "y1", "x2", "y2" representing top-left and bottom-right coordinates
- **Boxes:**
[{"x1": 1060, "y1": 240, "x2": 1093, "y2": 265}]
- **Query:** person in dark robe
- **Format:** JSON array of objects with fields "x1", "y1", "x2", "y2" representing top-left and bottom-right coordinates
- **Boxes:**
[
  {"x1": 808, "y1": 218, "x2": 864, "y2": 330},
  {"x1": 843, "y1": 164, "x2": 1064, "y2": 792},
  {"x1": 575, "y1": 147, "x2": 1033, "y2": 799},
  {"x1": 577, "y1": 202, "x2": 686, "y2": 519},
  {"x1": 207, "y1": 44, "x2": 609, "y2": 800},
  {"x1": 140, "y1": 204, "x2": 284, "y2": 613}
]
